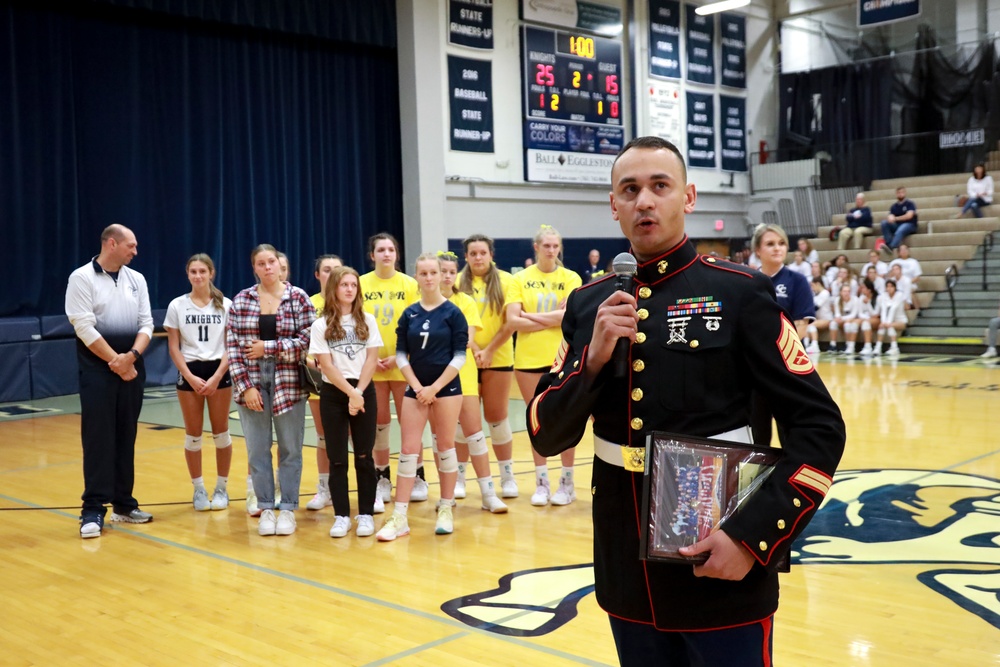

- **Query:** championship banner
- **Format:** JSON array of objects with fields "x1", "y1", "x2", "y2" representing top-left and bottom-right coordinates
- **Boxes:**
[
  {"x1": 448, "y1": 55, "x2": 494, "y2": 153},
  {"x1": 520, "y1": 0, "x2": 623, "y2": 37},
  {"x1": 720, "y1": 13, "x2": 745, "y2": 89},
  {"x1": 448, "y1": 0, "x2": 494, "y2": 50},
  {"x1": 686, "y1": 91, "x2": 715, "y2": 169},
  {"x1": 648, "y1": 0, "x2": 681, "y2": 80},
  {"x1": 685, "y1": 3, "x2": 715, "y2": 85},
  {"x1": 859, "y1": 0, "x2": 920, "y2": 27},
  {"x1": 720, "y1": 95, "x2": 747, "y2": 172},
  {"x1": 648, "y1": 81, "x2": 682, "y2": 145}
]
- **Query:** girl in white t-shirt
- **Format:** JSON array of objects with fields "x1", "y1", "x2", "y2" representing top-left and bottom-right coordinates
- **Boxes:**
[
  {"x1": 310, "y1": 266, "x2": 383, "y2": 538},
  {"x1": 164, "y1": 254, "x2": 234, "y2": 512},
  {"x1": 875, "y1": 279, "x2": 908, "y2": 356}
]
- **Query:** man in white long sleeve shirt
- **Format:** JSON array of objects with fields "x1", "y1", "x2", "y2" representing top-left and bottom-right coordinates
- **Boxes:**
[{"x1": 65, "y1": 224, "x2": 155, "y2": 538}]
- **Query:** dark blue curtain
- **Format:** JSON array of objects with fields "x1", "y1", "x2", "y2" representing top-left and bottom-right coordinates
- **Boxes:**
[{"x1": 1, "y1": 0, "x2": 402, "y2": 316}]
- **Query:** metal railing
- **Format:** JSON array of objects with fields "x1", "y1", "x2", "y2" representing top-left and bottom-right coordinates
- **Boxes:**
[
  {"x1": 944, "y1": 264, "x2": 959, "y2": 326},
  {"x1": 984, "y1": 231, "x2": 995, "y2": 291}
]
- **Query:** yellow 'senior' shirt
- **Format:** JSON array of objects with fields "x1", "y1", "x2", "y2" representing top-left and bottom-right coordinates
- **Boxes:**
[
  {"x1": 448, "y1": 290, "x2": 482, "y2": 397},
  {"x1": 506, "y1": 265, "x2": 582, "y2": 369},
  {"x1": 457, "y1": 270, "x2": 515, "y2": 368},
  {"x1": 360, "y1": 271, "x2": 419, "y2": 381}
]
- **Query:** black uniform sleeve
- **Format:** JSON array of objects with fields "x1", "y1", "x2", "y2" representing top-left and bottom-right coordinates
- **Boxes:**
[{"x1": 722, "y1": 271, "x2": 846, "y2": 568}]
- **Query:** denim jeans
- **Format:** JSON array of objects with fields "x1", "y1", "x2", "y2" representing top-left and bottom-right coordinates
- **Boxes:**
[
  {"x1": 881, "y1": 220, "x2": 917, "y2": 249},
  {"x1": 961, "y1": 196, "x2": 989, "y2": 218},
  {"x1": 236, "y1": 358, "x2": 306, "y2": 510}
]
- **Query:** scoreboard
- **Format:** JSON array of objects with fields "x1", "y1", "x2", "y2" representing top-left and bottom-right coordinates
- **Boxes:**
[{"x1": 522, "y1": 26, "x2": 623, "y2": 128}]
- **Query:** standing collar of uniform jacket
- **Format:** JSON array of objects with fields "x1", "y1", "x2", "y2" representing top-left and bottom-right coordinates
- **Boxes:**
[{"x1": 632, "y1": 236, "x2": 699, "y2": 286}]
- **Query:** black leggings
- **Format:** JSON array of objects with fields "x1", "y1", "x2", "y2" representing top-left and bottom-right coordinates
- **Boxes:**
[{"x1": 319, "y1": 380, "x2": 378, "y2": 516}]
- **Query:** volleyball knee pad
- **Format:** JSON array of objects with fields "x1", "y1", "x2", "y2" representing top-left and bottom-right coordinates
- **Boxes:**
[
  {"x1": 488, "y1": 418, "x2": 512, "y2": 444},
  {"x1": 829, "y1": 321, "x2": 839, "y2": 332},
  {"x1": 212, "y1": 431, "x2": 232, "y2": 449},
  {"x1": 398, "y1": 453, "x2": 418, "y2": 478},
  {"x1": 467, "y1": 431, "x2": 488, "y2": 457},
  {"x1": 454, "y1": 424, "x2": 467, "y2": 444},
  {"x1": 861, "y1": 320, "x2": 872, "y2": 332},
  {"x1": 431, "y1": 433, "x2": 439, "y2": 455},
  {"x1": 845, "y1": 322, "x2": 859, "y2": 334},
  {"x1": 888, "y1": 327, "x2": 897, "y2": 339},
  {"x1": 438, "y1": 447, "x2": 459, "y2": 474},
  {"x1": 316, "y1": 435, "x2": 326, "y2": 451},
  {"x1": 807, "y1": 324, "x2": 817, "y2": 337},
  {"x1": 374, "y1": 424, "x2": 390, "y2": 453},
  {"x1": 184, "y1": 435, "x2": 202, "y2": 452}
]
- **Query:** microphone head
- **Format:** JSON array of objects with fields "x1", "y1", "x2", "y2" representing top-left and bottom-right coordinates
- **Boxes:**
[{"x1": 612, "y1": 252, "x2": 638, "y2": 277}]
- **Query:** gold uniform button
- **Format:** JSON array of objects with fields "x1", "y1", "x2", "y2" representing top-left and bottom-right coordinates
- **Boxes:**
[
  {"x1": 793, "y1": 498, "x2": 801, "y2": 508},
  {"x1": 689, "y1": 340, "x2": 699, "y2": 348},
  {"x1": 558, "y1": 372, "x2": 564, "y2": 379},
  {"x1": 777, "y1": 519, "x2": 786, "y2": 530},
  {"x1": 638, "y1": 287, "x2": 652, "y2": 299},
  {"x1": 759, "y1": 541, "x2": 768, "y2": 551},
  {"x1": 632, "y1": 359, "x2": 645, "y2": 372},
  {"x1": 637, "y1": 308, "x2": 649, "y2": 320},
  {"x1": 657, "y1": 260, "x2": 668, "y2": 274},
  {"x1": 591, "y1": 486, "x2": 597, "y2": 496},
  {"x1": 631, "y1": 388, "x2": 643, "y2": 401},
  {"x1": 707, "y1": 257, "x2": 717, "y2": 263},
  {"x1": 630, "y1": 418, "x2": 643, "y2": 430},
  {"x1": 635, "y1": 332, "x2": 646, "y2": 344},
  {"x1": 573, "y1": 360, "x2": 579, "y2": 368}
]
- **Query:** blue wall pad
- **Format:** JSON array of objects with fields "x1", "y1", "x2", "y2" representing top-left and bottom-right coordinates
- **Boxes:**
[
  {"x1": 30, "y1": 339, "x2": 79, "y2": 399},
  {"x1": 144, "y1": 337, "x2": 178, "y2": 387},
  {"x1": 40, "y1": 315, "x2": 75, "y2": 339},
  {"x1": 0, "y1": 342, "x2": 32, "y2": 402},
  {"x1": 0, "y1": 317, "x2": 41, "y2": 343}
]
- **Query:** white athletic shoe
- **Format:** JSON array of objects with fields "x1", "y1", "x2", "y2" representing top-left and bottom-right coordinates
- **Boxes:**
[
  {"x1": 981, "y1": 347, "x2": 998, "y2": 358},
  {"x1": 530, "y1": 479, "x2": 551, "y2": 507},
  {"x1": 887, "y1": 344, "x2": 900, "y2": 356},
  {"x1": 806, "y1": 342, "x2": 820, "y2": 355},
  {"x1": 454, "y1": 469, "x2": 467, "y2": 499},
  {"x1": 550, "y1": 479, "x2": 576, "y2": 506},
  {"x1": 376, "y1": 511, "x2": 410, "y2": 542},
  {"x1": 376, "y1": 477, "x2": 392, "y2": 503},
  {"x1": 329, "y1": 516, "x2": 351, "y2": 538},
  {"x1": 258, "y1": 509, "x2": 277, "y2": 536},
  {"x1": 275, "y1": 509, "x2": 296, "y2": 536},
  {"x1": 192, "y1": 488, "x2": 211, "y2": 512},
  {"x1": 246, "y1": 488, "x2": 261, "y2": 517},
  {"x1": 306, "y1": 482, "x2": 332, "y2": 510},
  {"x1": 859, "y1": 344, "x2": 873, "y2": 357},
  {"x1": 356, "y1": 515, "x2": 375, "y2": 537},
  {"x1": 411, "y1": 478, "x2": 429, "y2": 502},
  {"x1": 435, "y1": 503, "x2": 454, "y2": 535},
  {"x1": 500, "y1": 478, "x2": 519, "y2": 499},
  {"x1": 373, "y1": 494, "x2": 385, "y2": 514},
  {"x1": 481, "y1": 494, "x2": 508, "y2": 514},
  {"x1": 210, "y1": 488, "x2": 229, "y2": 510}
]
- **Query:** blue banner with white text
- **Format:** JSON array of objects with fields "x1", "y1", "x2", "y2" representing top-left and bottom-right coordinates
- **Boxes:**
[
  {"x1": 685, "y1": 3, "x2": 715, "y2": 85},
  {"x1": 686, "y1": 91, "x2": 715, "y2": 169},
  {"x1": 649, "y1": 0, "x2": 681, "y2": 80},
  {"x1": 720, "y1": 13, "x2": 745, "y2": 89},
  {"x1": 858, "y1": 0, "x2": 920, "y2": 27}
]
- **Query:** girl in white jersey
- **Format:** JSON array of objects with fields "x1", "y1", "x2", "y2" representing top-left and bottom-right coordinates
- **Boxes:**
[
  {"x1": 164, "y1": 254, "x2": 234, "y2": 511},
  {"x1": 855, "y1": 279, "x2": 879, "y2": 356},
  {"x1": 875, "y1": 279, "x2": 907, "y2": 356},
  {"x1": 507, "y1": 226, "x2": 582, "y2": 507},
  {"x1": 829, "y1": 284, "x2": 861, "y2": 354}
]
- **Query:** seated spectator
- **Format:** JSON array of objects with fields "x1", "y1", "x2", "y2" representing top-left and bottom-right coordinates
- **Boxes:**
[
  {"x1": 887, "y1": 264, "x2": 916, "y2": 311},
  {"x1": 581, "y1": 249, "x2": 601, "y2": 283},
  {"x1": 789, "y1": 250, "x2": 812, "y2": 278},
  {"x1": 838, "y1": 193, "x2": 873, "y2": 250},
  {"x1": 863, "y1": 265, "x2": 886, "y2": 297},
  {"x1": 830, "y1": 266, "x2": 858, "y2": 298},
  {"x1": 797, "y1": 237, "x2": 819, "y2": 265},
  {"x1": 860, "y1": 249, "x2": 889, "y2": 279},
  {"x1": 804, "y1": 277, "x2": 832, "y2": 355},
  {"x1": 874, "y1": 279, "x2": 908, "y2": 356},
  {"x1": 956, "y1": 164, "x2": 993, "y2": 219},
  {"x1": 889, "y1": 244, "x2": 922, "y2": 288},
  {"x1": 810, "y1": 261, "x2": 824, "y2": 287},
  {"x1": 880, "y1": 186, "x2": 918, "y2": 257},
  {"x1": 829, "y1": 285, "x2": 861, "y2": 354},
  {"x1": 856, "y1": 279, "x2": 879, "y2": 356},
  {"x1": 981, "y1": 297, "x2": 1000, "y2": 359},
  {"x1": 824, "y1": 254, "x2": 850, "y2": 288}
]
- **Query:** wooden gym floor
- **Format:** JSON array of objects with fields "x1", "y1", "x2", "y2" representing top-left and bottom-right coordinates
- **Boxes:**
[{"x1": 1, "y1": 354, "x2": 998, "y2": 666}]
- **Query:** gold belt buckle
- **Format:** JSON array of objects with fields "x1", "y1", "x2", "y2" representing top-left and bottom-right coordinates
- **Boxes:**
[{"x1": 622, "y1": 446, "x2": 645, "y2": 473}]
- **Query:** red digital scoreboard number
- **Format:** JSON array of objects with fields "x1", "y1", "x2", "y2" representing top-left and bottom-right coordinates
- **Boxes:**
[{"x1": 522, "y1": 26, "x2": 623, "y2": 127}]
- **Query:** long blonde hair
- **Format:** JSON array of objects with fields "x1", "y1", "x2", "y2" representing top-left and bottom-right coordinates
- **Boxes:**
[
  {"x1": 458, "y1": 234, "x2": 505, "y2": 317},
  {"x1": 186, "y1": 253, "x2": 226, "y2": 311},
  {"x1": 322, "y1": 266, "x2": 369, "y2": 342}
]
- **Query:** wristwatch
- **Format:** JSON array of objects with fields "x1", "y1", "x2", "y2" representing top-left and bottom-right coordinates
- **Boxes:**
[{"x1": 130, "y1": 348, "x2": 141, "y2": 360}]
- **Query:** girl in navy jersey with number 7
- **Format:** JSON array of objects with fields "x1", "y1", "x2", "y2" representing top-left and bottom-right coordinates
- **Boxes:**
[{"x1": 377, "y1": 253, "x2": 469, "y2": 541}]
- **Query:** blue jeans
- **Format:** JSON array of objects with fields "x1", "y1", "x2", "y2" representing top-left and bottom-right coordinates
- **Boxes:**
[
  {"x1": 961, "y1": 196, "x2": 989, "y2": 218},
  {"x1": 236, "y1": 358, "x2": 306, "y2": 510},
  {"x1": 881, "y1": 220, "x2": 917, "y2": 249}
]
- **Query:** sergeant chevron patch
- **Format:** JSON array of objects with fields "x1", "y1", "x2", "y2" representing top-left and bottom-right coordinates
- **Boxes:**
[{"x1": 777, "y1": 315, "x2": 814, "y2": 375}]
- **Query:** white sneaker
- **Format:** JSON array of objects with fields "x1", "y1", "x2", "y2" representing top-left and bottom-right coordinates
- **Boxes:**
[
  {"x1": 306, "y1": 482, "x2": 332, "y2": 510},
  {"x1": 859, "y1": 344, "x2": 873, "y2": 356},
  {"x1": 454, "y1": 469, "x2": 467, "y2": 499},
  {"x1": 376, "y1": 510, "x2": 410, "y2": 541},
  {"x1": 482, "y1": 494, "x2": 508, "y2": 514},
  {"x1": 500, "y1": 478, "x2": 519, "y2": 499},
  {"x1": 376, "y1": 477, "x2": 392, "y2": 503},
  {"x1": 530, "y1": 479, "x2": 551, "y2": 506},
  {"x1": 210, "y1": 488, "x2": 229, "y2": 510},
  {"x1": 193, "y1": 488, "x2": 210, "y2": 511},
  {"x1": 373, "y1": 494, "x2": 385, "y2": 514},
  {"x1": 435, "y1": 503, "x2": 454, "y2": 535},
  {"x1": 550, "y1": 479, "x2": 576, "y2": 506},
  {"x1": 411, "y1": 478, "x2": 429, "y2": 502},
  {"x1": 246, "y1": 488, "x2": 261, "y2": 517},
  {"x1": 275, "y1": 509, "x2": 296, "y2": 535},
  {"x1": 981, "y1": 347, "x2": 998, "y2": 358},
  {"x1": 329, "y1": 515, "x2": 351, "y2": 538},
  {"x1": 888, "y1": 345, "x2": 900, "y2": 356},
  {"x1": 806, "y1": 342, "x2": 820, "y2": 355},
  {"x1": 258, "y1": 509, "x2": 277, "y2": 536},
  {"x1": 356, "y1": 515, "x2": 375, "y2": 537}
]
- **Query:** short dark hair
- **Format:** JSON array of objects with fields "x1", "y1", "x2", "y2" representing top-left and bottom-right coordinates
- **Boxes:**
[{"x1": 613, "y1": 136, "x2": 687, "y2": 182}]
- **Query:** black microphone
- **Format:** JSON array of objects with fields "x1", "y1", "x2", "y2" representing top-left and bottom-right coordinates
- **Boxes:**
[{"x1": 611, "y1": 252, "x2": 638, "y2": 378}]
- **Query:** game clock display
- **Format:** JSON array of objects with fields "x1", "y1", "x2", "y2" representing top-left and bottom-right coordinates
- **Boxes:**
[{"x1": 522, "y1": 25, "x2": 622, "y2": 128}]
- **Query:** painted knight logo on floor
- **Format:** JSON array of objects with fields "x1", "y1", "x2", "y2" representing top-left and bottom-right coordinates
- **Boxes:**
[{"x1": 442, "y1": 469, "x2": 1000, "y2": 634}]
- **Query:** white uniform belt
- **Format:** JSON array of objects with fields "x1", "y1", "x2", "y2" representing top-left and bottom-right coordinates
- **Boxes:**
[{"x1": 593, "y1": 425, "x2": 753, "y2": 473}]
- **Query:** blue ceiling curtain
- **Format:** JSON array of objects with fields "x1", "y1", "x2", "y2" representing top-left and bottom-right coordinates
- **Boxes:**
[{"x1": 0, "y1": 0, "x2": 402, "y2": 315}]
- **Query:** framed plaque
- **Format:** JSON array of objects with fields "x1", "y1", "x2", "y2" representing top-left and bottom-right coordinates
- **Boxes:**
[{"x1": 639, "y1": 431, "x2": 784, "y2": 563}]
